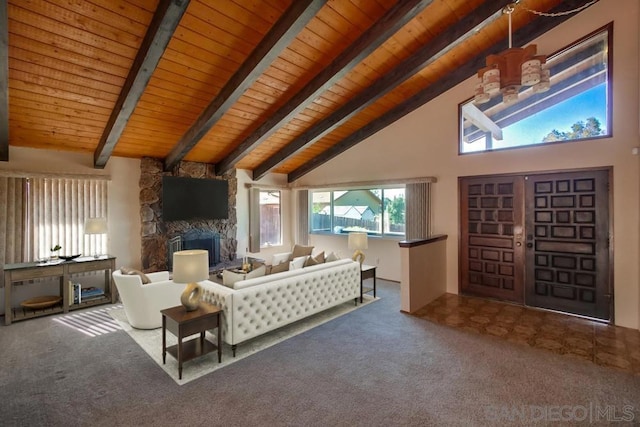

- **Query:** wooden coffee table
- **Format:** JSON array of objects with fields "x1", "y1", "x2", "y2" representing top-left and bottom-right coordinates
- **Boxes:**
[{"x1": 161, "y1": 303, "x2": 222, "y2": 380}]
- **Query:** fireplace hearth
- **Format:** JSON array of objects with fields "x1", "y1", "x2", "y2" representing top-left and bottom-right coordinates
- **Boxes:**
[{"x1": 168, "y1": 229, "x2": 220, "y2": 269}]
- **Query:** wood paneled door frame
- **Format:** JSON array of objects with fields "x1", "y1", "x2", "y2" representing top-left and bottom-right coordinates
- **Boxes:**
[{"x1": 459, "y1": 167, "x2": 613, "y2": 322}]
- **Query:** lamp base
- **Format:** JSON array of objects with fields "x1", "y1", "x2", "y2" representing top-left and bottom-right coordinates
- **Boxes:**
[
  {"x1": 352, "y1": 250, "x2": 365, "y2": 267},
  {"x1": 180, "y1": 282, "x2": 202, "y2": 311}
]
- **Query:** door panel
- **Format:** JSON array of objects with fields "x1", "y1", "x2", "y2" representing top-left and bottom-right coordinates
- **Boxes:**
[
  {"x1": 524, "y1": 170, "x2": 610, "y2": 320},
  {"x1": 460, "y1": 176, "x2": 525, "y2": 303}
]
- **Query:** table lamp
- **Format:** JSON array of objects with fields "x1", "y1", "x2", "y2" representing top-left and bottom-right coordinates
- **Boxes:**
[
  {"x1": 172, "y1": 249, "x2": 209, "y2": 311},
  {"x1": 348, "y1": 232, "x2": 368, "y2": 267},
  {"x1": 84, "y1": 217, "x2": 108, "y2": 258}
]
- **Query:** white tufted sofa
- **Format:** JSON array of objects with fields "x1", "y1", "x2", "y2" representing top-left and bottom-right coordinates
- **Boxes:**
[{"x1": 199, "y1": 258, "x2": 360, "y2": 355}]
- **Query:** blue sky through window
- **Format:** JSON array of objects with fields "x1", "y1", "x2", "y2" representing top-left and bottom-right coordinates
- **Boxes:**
[{"x1": 495, "y1": 84, "x2": 607, "y2": 149}]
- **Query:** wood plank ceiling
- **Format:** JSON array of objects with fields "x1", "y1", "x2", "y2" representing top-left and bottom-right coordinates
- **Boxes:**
[{"x1": 2, "y1": 0, "x2": 597, "y2": 182}]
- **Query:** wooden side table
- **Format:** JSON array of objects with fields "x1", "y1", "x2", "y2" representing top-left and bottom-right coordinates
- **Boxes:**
[
  {"x1": 161, "y1": 303, "x2": 222, "y2": 380},
  {"x1": 360, "y1": 264, "x2": 377, "y2": 303}
]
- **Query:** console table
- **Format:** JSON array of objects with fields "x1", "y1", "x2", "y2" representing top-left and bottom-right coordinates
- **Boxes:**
[{"x1": 3, "y1": 256, "x2": 116, "y2": 325}]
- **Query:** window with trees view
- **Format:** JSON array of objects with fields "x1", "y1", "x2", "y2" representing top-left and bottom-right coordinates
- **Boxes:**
[
  {"x1": 459, "y1": 24, "x2": 611, "y2": 154},
  {"x1": 310, "y1": 188, "x2": 405, "y2": 237},
  {"x1": 259, "y1": 190, "x2": 281, "y2": 247}
]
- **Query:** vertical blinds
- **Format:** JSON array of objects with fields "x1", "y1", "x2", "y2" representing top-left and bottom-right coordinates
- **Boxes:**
[
  {"x1": 26, "y1": 178, "x2": 108, "y2": 260},
  {"x1": 405, "y1": 182, "x2": 431, "y2": 239},
  {"x1": 296, "y1": 189, "x2": 309, "y2": 245}
]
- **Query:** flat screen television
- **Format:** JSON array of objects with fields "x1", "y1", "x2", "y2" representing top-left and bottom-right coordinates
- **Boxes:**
[{"x1": 162, "y1": 176, "x2": 229, "y2": 221}]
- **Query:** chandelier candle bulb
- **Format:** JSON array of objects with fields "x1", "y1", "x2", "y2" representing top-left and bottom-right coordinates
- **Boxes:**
[
  {"x1": 482, "y1": 68, "x2": 501, "y2": 95},
  {"x1": 521, "y1": 59, "x2": 542, "y2": 85},
  {"x1": 474, "y1": 82, "x2": 490, "y2": 104},
  {"x1": 533, "y1": 69, "x2": 551, "y2": 93}
]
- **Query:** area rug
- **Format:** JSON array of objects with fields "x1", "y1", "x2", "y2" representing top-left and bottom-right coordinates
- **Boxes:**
[{"x1": 110, "y1": 295, "x2": 378, "y2": 385}]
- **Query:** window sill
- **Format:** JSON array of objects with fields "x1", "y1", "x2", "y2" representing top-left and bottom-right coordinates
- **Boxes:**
[{"x1": 310, "y1": 231, "x2": 405, "y2": 242}]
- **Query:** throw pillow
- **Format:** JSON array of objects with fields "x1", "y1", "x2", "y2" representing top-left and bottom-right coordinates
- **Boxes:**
[
  {"x1": 246, "y1": 265, "x2": 266, "y2": 279},
  {"x1": 304, "y1": 255, "x2": 319, "y2": 267},
  {"x1": 252, "y1": 261, "x2": 271, "y2": 275},
  {"x1": 304, "y1": 251, "x2": 325, "y2": 267},
  {"x1": 289, "y1": 255, "x2": 307, "y2": 270},
  {"x1": 270, "y1": 261, "x2": 289, "y2": 274},
  {"x1": 271, "y1": 251, "x2": 293, "y2": 266},
  {"x1": 291, "y1": 244, "x2": 314, "y2": 259},
  {"x1": 325, "y1": 252, "x2": 340, "y2": 263},
  {"x1": 222, "y1": 269, "x2": 245, "y2": 287},
  {"x1": 120, "y1": 267, "x2": 151, "y2": 284}
]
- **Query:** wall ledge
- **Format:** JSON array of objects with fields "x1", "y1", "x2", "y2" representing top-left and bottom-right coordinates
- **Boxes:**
[{"x1": 398, "y1": 234, "x2": 448, "y2": 248}]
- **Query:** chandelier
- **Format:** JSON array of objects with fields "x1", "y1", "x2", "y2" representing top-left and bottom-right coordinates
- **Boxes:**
[{"x1": 474, "y1": 2, "x2": 550, "y2": 105}]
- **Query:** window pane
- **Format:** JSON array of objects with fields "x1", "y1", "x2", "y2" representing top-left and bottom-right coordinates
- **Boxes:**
[
  {"x1": 383, "y1": 188, "x2": 405, "y2": 235},
  {"x1": 460, "y1": 26, "x2": 610, "y2": 154},
  {"x1": 332, "y1": 189, "x2": 381, "y2": 235},
  {"x1": 311, "y1": 191, "x2": 331, "y2": 232},
  {"x1": 260, "y1": 191, "x2": 281, "y2": 247}
]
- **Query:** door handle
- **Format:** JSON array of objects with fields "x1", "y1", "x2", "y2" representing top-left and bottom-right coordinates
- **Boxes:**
[
  {"x1": 516, "y1": 242, "x2": 522, "y2": 247},
  {"x1": 526, "y1": 243, "x2": 533, "y2": 248}
]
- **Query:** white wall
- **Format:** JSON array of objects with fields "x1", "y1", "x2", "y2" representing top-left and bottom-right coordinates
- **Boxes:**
[
  {"x1": 295, "y1": 0, "x2": 640, "y2": 328},
  {"x1": 309, "y1": 234, "x2": 402, "y2": 282}
]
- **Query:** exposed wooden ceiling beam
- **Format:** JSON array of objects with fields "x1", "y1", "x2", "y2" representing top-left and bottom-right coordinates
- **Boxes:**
[
  {"x1": 287, "y1": 0, "x2": 596, "y2": 183},
  {"x1": 215, "y1": 0, "x2": 435, "y2": 176},
  {"x1": 93, "y1": 0, "x2": 190, "y2": 168},
  {"x1": 253, "y1": 0, "x2": 513, "y2": 181},
  {"x1": 0, "y1": 0, "x2": 8, "y2": 162},
  {"x1": 163, "y1": 0, "x2": 327, "y2": 172}
]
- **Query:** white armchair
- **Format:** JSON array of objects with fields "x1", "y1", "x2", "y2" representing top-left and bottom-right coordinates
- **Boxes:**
[{"x1": 112, "y1": 270, "x2": 185, "y2": 329}]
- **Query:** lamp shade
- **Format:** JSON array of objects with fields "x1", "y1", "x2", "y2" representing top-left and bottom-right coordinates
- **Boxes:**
[
  {"x1": 84, "y1": 218, "x2": 108, "y2": 234},
  {"x1": 172, "y1": 250, "x2": 209, "y2": 283},
  {"x1": 348, "y1": 232, "x2": 368, "y2": 251}
]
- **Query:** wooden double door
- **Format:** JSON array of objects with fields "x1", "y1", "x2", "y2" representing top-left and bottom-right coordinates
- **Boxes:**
[{"x1": 459, "y1": 169, "x2": 611, "y2": 321}]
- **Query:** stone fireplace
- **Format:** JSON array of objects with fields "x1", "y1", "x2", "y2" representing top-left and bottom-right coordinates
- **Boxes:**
[{"x1": 139, "y1": 158, "x2": 237, "y2": 272}]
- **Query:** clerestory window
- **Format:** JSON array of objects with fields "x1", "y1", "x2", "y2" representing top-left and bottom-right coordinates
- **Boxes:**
[{"x1": 459, "y1": 24, "x2": 612, "y2": 154}]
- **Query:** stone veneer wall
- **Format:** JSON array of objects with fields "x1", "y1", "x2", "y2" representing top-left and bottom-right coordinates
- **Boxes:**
[{"x1": 139, "y1": 157, "x2": 237, "y2": 272}]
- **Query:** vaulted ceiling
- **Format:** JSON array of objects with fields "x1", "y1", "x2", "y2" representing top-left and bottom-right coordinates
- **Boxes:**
[{"x1": 1, "y1": 0, "x2": 596, "y2": 182}]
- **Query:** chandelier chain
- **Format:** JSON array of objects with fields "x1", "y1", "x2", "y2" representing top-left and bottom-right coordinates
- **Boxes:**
[{"x1": 522, "y1": 0, "x2": 599, "y2": 17}]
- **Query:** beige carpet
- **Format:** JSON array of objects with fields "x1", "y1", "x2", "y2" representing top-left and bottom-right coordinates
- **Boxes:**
[{"x1": 110, "y1": 296, "x2": 378, "y2": 385}]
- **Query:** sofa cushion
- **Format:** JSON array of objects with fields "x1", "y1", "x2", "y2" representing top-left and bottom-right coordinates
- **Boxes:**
[
  {"x1": 270, "y1": 261, "x2": 289, "y2": 274},
  {"x1": 246, "y1": 265, "x2": 266, "y2": 280},
  {"x1": 252, "y1": 261, "x2": 270, "y2": 274},
  {"x1": 304, "y1": 251, "x2": 324, "y2": 267},
  {"x1": 289, "y1": 255, "x2": 307, "y2": 270},
  {"x1": 120, "y1": 267, "x2": 151, "y2": 284},
  {"x1": 292, "y1": 244, "x2": 314, "y2": 259},
  {"x1": 325, "y1": 252, "x2": 340, "y2": 263},
  {"x1": 271, "y1": 251, "x2": 292, "y2": 266},
  {"x1": 222, "y1": 269, "x2": 245, "y2": 287},
  {"x1": 233, "y1": 258, "x2": 354, "y2": 291}
]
